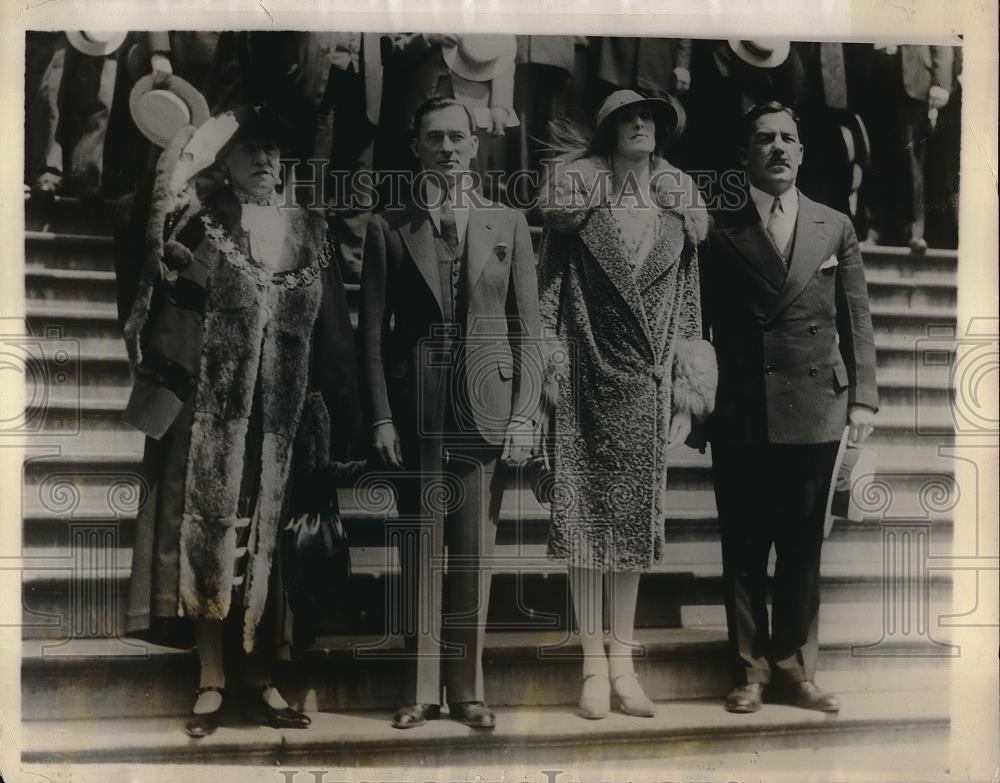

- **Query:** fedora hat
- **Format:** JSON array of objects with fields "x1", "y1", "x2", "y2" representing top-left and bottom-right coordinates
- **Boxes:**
[
  {"x1": 727, "y1": 39, "x2": 791, "y2": 69},
  {"x1": 66, "y1": 30, "x2": 127, "y2": 57},
  {"x1": 595, "y1": 89, "x2": 684, "y2": 138},
  {"x1": 129, "y1": 73, "x2": 210, "y2": 148},
  {"x1": 442, "y1": 34, "x2": 516, "y2": 83}
]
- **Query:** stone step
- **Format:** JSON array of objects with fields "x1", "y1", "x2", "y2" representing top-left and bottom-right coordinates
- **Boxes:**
[
  {"x1": 25, "y1": 230, "x2": 116, "y2": 272},
  {"x1": 20, "y1": 689, "x2": 950, "y2": 768},
  {"x1": 870, "y1": 305, "x2": 958, "y2": 336},
  {"x1": 24, "y1": 265, "x2": 120, "y2": 306},
  {"x1": 25, "y1": 196, "x2": 115, "y2": 236},
  {"x1": 20, "y1": 546, "x2": 953, "y2": 643},
  {"x1": 858, "y1": 243, "x2": 958, "y2": 277},
  {"x1": 864, "y1": 271, "x2": 957, "y2": 309},
  {"x1": 20, "y1": 625, "x2": 951, "y2": 722}
]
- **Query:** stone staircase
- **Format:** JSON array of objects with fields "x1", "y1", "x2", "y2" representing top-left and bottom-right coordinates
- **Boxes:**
[{"x1": 18, "y1": 196, "x2": 957, "y2": 769}]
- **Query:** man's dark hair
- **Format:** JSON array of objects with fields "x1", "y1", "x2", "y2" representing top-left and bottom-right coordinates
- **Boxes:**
[
  {"x1": 411, "y1": 97, "x2": 477, "y2": 139},
  {"x1": 741, "y1": 101, "x2": 801, "y2": 145}
]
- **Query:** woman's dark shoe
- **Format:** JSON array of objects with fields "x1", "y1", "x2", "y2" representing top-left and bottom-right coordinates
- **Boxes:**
[
  {"x1": 241, "y1": 685, "x2": 311, "y2": 729},
  {"x1": 391, "y1": 703, "x2": 441, "y2": 729},
  {"x1": 184, "y1": 685, "x2": 224, "y2": 739}
]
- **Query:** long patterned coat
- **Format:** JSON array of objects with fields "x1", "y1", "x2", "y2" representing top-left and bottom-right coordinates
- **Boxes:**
[
  {"x1": 121, "y1": 128, "x2": 360, "y2": 652},
  {"x1": 538, "y1": 155, "x2": 717, "y2": 571}
]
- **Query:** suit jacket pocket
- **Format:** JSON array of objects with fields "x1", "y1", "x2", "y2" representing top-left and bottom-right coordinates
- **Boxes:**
[{"x1": 833, "y1": 361, "x2": 849, "y2": 391}]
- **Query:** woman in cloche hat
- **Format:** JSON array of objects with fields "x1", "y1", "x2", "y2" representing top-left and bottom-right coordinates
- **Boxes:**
[
  {"x1": 120, "y1": 105, "x2": 360, "y2": 738},
  {"x1": 536, "y1": 90, "x2": 717, "y2": 720}
]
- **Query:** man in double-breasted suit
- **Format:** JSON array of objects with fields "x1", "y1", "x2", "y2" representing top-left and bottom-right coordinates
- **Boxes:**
[
  {"x1": 704, "y1": 102, "x2": 878, "y2": 714},
  {"x1": 359, "y1": 97, "x2": 542, "y2": 730}
]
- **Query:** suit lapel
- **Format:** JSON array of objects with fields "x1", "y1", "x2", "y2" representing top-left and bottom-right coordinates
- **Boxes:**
[
  {"x1": 766, "y1": 192, "x2": 830, "y2": 322},
  {"x1": 465, "y1": 203, "x2": 496, "y2": 293},
  {"x1": 578, "y1": 206, "x2": 653, "y2": 351},
  {"x1": 396, "y1": 202, "x2": 442, "y2": 316},
  {"x1": 721, "y1": 201, "x2": 788, "y2": 291}
]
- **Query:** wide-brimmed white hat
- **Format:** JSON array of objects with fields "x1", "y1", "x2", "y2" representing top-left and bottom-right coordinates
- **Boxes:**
[
  {"x1": 66, "y1": 30, "x2": 127, "y2": 57},
  {"x1": 442, "y1": 34, "x2": 516, "y2": 82},
  {"x1": 727, "y1": 39, "x2": 791, "y2": 69},
  {"x1": 129, "y1": 73, "x2": 210, "y2": 148}
]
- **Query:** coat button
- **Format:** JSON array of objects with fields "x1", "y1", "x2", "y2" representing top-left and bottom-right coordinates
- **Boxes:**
[
  {"x1": 765, "y1": 364, "x2": 774, "y2": 375},
  {"x1": 808, "y1": 366, "x2": 818, "y2": 376},
  {"x1": 809, "y1": 324, "x2": 818, "y2": 335}
]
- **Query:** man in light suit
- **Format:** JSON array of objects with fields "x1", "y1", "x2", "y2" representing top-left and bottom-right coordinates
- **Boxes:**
[
  {"x1": 359, "y1": 97, "x2": 542, "y2": 730},
  {"x1": 704, "y1": 102, "x2": 878, "y2": 714}
]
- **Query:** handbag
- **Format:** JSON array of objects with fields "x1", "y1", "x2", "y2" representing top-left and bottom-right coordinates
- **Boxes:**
[
  {"x1": 282, "y1": 391, "x2": 353, "y2": 649},
  {"x1": 282, "y1": 499, "x2": 352, "y2": 650}
]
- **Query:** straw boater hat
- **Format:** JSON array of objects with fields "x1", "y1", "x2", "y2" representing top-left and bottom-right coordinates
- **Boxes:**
[
  {"x1": 129, "y1": 73, "x2": 210, "y2": 148},
  {"x1": 442, "y1": 34, "x2": 516, "y2": 82},
  {"x1": 65, "y1": 31, "x2": 127, "y2": 57},
  {"x1": 727, "y1": 39, "x2": 791, "y2": 69},
  {"x1": 595, "y1": 89, "x2": 685, "y2": 140}
]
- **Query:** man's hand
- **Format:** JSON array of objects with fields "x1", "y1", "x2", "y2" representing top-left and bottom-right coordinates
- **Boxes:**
[
  {"x1": 928, "y1": 84, "x2": 950, "y2": 110},
  {"x1": 372, "y1": 421, "x2": 404, "y2": 469},
  {"x1": 501, "y1": 417, "x2": 536, "y2": 466},
  {"x1": 848, "y1": 405, "x2": 876, "y2": 445},
  {"x1": 672, "y1": 66, "x2": 691, "y2": 96},
  {"x1": 667, "y1": 410, "x2": 692, "y2": 449},
  {"x1": 151, "y1": 52, "x2": 173, "y2": 87},
  {"x1": 425, "y1": 33, "x2": 460, "y2": 48},
  {"x1": 489, "y1": 106, "x2": 511, "y2": 136}
]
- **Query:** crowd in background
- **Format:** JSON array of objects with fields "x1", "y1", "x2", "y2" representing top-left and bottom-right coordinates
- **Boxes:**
[{"x1": 25, "y1": 31, "x2": 963, "y2": 278}]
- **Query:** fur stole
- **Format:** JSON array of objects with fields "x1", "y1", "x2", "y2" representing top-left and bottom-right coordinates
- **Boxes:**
[{"x1": 539, "y1": 155, "x2": 709, "y2": 245}]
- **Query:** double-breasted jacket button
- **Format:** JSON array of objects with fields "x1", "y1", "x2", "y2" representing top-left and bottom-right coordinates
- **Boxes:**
[
  {"x1": 808, "y1": 366, "x2": 818, "y2": 376},
  {"x1": 809, "y1": 324, "x2": 818, "y2": 335},
  {"x1": 764, "y1": 364, "x2": 775, "y2": 375}
]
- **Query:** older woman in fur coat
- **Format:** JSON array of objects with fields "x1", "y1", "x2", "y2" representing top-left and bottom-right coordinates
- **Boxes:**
[
  {"x1": 537, "y1": 90, "x2": 717, "y2": 720},
  {"x1": 120, "y1": 106, "x2": 359, "y2": 738}
]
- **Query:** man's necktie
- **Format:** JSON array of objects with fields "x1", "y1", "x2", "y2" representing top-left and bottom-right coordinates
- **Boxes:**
[
  {"x1": 440, "y1": 194, "x2": 462, "y2": 322},
  {"x1": 440, "y1": 194, "x2": 459, "y2": 249},
  {"x1": 766, "y1": 196, "x2": 787, "y2": 261}
]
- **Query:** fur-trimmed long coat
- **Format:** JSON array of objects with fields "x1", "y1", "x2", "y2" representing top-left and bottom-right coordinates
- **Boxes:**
[
  {"x1": 538, "y1": 155, "x2": 717, "y2": 571},
  {"x1": 122, "y1": 128, "x2": 359, "y2": 651}
]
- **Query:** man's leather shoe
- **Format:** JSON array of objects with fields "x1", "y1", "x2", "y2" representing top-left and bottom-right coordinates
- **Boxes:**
[
  {"x1": 391, "y1": 703, "x2": 441, "y2": 729},
  {"x1": 725, "y1": 683, "x2": 766, "y2": 713},
  {"x1": 449, "y1": 701, "x2": 496, "y2": 729},
  {"x1": 774, "y1": 681, "x2": 840, "y2": 712}
]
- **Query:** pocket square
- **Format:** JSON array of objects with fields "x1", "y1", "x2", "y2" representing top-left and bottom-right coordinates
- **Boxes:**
[{"x1": 820, "y1": 254, "x2": 839, "y2": 271}]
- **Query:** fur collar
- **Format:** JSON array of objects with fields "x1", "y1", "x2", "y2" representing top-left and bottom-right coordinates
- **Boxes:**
[{"x1": 541, "y1": 155, "x2": 709, "y2": 244}]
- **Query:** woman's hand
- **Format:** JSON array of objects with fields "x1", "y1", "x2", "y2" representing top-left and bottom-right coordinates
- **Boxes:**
[{"x1": 667, "y1": 410, "x2": 692, "y2": 449}]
